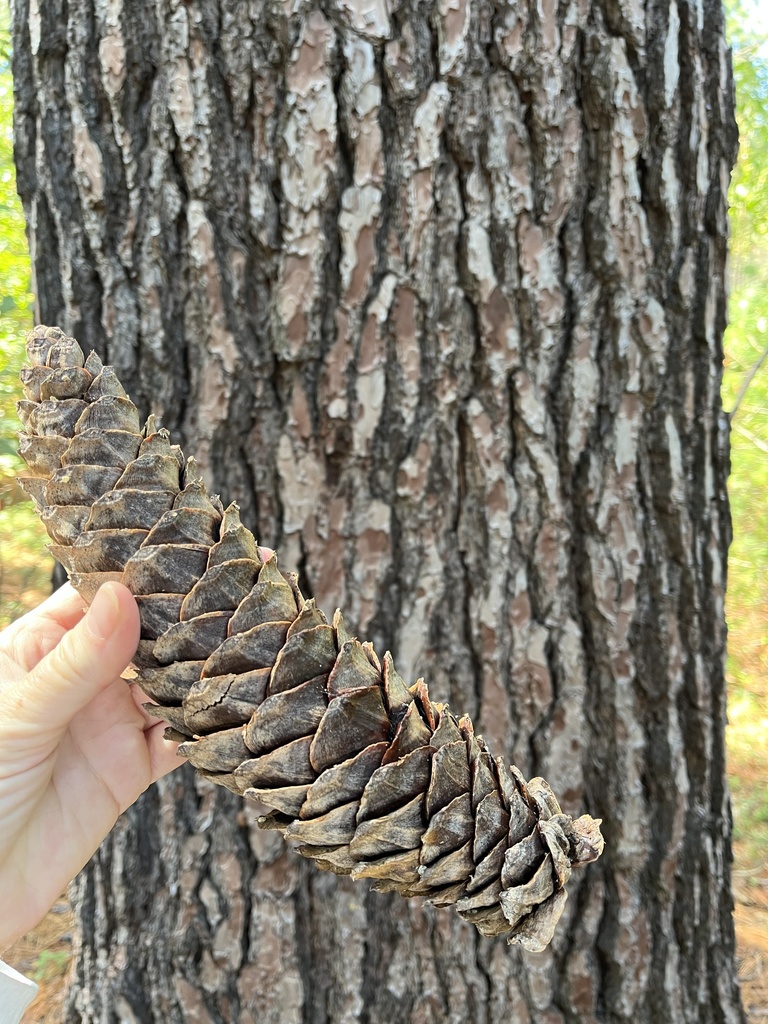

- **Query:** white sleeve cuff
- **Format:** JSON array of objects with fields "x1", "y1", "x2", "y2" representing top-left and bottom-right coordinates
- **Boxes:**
[{"x1": 0, "y1": 960, "x2": 38, "y2": 1024}]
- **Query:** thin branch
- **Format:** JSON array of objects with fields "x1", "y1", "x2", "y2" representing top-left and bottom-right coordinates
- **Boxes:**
[
  {"x1": 731, "y1": 420, "x2": 768, "y2": 455},
  {"x1": 727, "y1": 344, "x2": 768, "y2": 422}
]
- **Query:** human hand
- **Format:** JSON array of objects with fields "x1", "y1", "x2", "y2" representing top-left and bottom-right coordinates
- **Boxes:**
[{"x1": 0, "y1": 582, "x2": 182, "y2": 951}]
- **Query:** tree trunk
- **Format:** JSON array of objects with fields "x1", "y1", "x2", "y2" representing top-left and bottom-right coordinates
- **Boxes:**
[{"x1": 12, "y1": 0, "x2": 742, "y2": 1021}]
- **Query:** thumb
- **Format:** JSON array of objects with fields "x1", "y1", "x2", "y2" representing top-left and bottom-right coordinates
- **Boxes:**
[{"x1": 1, "y1": 583, "x2": 140, "y2": 737}]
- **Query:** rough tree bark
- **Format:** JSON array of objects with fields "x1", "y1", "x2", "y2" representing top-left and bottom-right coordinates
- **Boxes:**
[{"x1": 12, "y1": 0, "x2": 742, "y2": 1022}]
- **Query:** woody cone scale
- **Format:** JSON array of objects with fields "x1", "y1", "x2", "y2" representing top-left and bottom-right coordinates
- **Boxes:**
[{"x1": 17, "y1": 325, "x2": 603, "y2": 951}]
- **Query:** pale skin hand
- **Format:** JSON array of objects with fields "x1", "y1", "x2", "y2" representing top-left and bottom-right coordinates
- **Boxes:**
[{"x1": 0, "y1": 582, "x2": 182, "y2": 952}]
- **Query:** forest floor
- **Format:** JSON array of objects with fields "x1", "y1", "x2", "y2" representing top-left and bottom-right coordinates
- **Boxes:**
[
  {"x1": 2, "y1": 533, "x2": 766, "y2": 1022},
  {"x1": 735, "y1": 876, "x2": 768, "y2": 1022}
]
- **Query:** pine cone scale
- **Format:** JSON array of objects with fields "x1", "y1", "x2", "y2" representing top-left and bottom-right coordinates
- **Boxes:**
[
  {"x1": 203, "y1": 620, "x2": 291, "y2": 676},
  {"x1": 421, "y1": 791, "x2": 474, "y2": 863},
  {"x1": 244, "y1": 784, "x2": 311, "y2": 817},
  {"x1": 357, "y1": 743, "x2": 433, "y2": 821},
  {"x1": 134, "y1": 594, "x2": 187, "y2": 640},
  {"x1": 239, "y1": 734, "x2": 317, "y2": 787},
  {"x1": 348, "y1": 792, "x2": 426, "y2": 859},
  {"x1": 467, "y1": 840, "x2": 507, "y2": 895},
  {"x1": 177, "y1": 726, "x2": 251, "y2": 772},
  {"x1": 298, "y1": 741, "x2": 388, "y2": 819},
  {"x1": 244, "y1": 675, "x2": 328, "y2": 754}
]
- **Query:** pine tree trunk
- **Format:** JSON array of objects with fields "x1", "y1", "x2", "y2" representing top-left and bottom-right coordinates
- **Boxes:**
[{"x1": 12, "y1": 0, "x2": 742, "y2": 1021}]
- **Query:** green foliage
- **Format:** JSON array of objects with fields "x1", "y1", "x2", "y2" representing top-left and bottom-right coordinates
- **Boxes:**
[
  {"x1": 32, "y1": 948, "x2": 70, "y2": 983},
  {"x1": 727, "y1": 4, "x2": 768, "y2": 243},
  {"x1": 0, "y1": 9, "x2": 50, "y2": 621},
  {"x1": 0, "y1": 6, "x2": 34, "y2": 509},
  {"x1": 0, "y1": 500, "x2": 54, "y2": 626},
  {"x1": 722, "y1": 0, "x2": 768, "y2": 873},
  {"x1": 723, "y1": 1, "x2": 768, "y2": 709}
]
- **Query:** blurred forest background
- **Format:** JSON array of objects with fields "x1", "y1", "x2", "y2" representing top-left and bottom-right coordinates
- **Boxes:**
[{"x1": 0, "y1": 2, "x2": 765, "y2": 1020}]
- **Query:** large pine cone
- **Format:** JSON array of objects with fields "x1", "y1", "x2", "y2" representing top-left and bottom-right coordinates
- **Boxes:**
[{"x1": 17, "y1": 325, "x2": 603, "y2": 950}]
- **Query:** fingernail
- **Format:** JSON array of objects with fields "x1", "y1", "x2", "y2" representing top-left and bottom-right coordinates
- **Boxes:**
[{"x1": 85, "y1": 584, "x2": 121, "y2": 641}]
